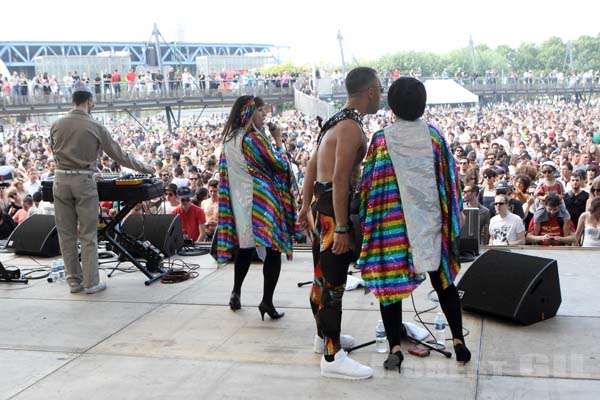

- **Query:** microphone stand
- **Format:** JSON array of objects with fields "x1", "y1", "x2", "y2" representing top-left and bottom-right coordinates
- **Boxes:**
[{"x1": 347, "y1": 335, "x2": 452, "y2": 359}]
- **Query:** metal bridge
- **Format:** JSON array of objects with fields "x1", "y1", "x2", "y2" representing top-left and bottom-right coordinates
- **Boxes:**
[
  {"x1": 0, "y1": 41, "x2": 282, "y2": 72},
  {"x1": 1, "y1": 78, "x2": 598, "y2": 121}
]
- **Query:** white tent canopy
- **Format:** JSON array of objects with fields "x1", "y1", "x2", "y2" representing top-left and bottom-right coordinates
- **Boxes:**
[{"x1": 423, "y1": 79, "x2": 479, "y2": 105}]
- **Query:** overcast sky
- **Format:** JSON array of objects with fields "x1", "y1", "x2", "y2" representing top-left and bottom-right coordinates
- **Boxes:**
[{"x1": 1, "y1": 0, "x2": 598, "y2": 65}]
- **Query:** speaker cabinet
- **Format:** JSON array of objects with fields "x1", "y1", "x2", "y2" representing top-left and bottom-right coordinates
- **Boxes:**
[
  {"x1": 121, "y1": 214, "x2": 183, "y2": 257},
  {"x1": 6, "y1": 215, "x2": 60, "y2": 257},
  {"x1": 457, "y1": 249, "x2": 561, "y2": 325}
]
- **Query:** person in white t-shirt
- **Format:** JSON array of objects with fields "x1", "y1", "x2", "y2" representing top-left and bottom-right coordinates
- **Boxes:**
[
  {"x1": 489, "y1": 194, "x2": 526, "y2": 245},
  {"x1": 170, "y1": 166, "x2": 189, "y2": 189}
]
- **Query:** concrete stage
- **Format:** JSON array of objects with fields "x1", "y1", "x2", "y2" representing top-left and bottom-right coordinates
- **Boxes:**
[{"x1": 1, "y1": 246, "x2": 598, "y2": 399}]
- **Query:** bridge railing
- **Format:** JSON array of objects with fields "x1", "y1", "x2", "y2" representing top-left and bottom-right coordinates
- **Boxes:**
[
  {"x1": 3, "y1": 75, "x2": 599, "y2": 110},
  {"x1": 1, "y1": 78, "x2": 299, "y2": 108}
]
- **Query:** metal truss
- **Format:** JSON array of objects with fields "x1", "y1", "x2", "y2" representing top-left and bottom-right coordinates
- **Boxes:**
[{"x1": 0, "y1": 41, "x2": 282, "y2": 68}]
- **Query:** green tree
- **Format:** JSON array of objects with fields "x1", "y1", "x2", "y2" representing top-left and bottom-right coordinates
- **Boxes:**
[
  {"x1": 514, "y1": 43, "x2": 541, "y2": 72},
  {"x1": 571, "y1": 34, "x2": 600, "y2": 71},
  {"x1": 538, "y1": 37, "x2": 567, "y2": 71}
]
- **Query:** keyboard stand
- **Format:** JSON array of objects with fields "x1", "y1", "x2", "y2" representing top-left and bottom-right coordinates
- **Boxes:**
[{"x1": 98, "y1": 202, "x2": 164, "y2": 286}]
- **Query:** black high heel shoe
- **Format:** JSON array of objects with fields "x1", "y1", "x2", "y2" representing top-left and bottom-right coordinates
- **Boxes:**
[
  {"x1": 229, "y1": 292, "x2": 241, "y2": 311},
  {"x1": 383, "y1": 351, "x2": 404, "y2": 373},
  {"x1": 454, "y1": 343, "x2": 471, "y2": 364},
  {"x1": 258, "y1": 302, "x2": 285, "y2": 321}
]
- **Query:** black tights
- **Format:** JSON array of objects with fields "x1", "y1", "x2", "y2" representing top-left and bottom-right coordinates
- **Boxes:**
[
  {"x1": 380, "y1": 271, "x2": 465, "y2": 350},
  {"x1": 232, "y1": 247, "x2": 281, "y2": 306}
]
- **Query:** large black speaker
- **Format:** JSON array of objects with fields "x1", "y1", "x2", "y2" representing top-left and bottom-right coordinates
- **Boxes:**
[
  {"x1": 121, "y1": 214, "x2": 183, "y2": 257},
  {"x1": 6, "y1": 215, "x2": 60, "y2": 257},
  {"x1": 457, "y1": 249, "x2": 561, "y2": 325}
]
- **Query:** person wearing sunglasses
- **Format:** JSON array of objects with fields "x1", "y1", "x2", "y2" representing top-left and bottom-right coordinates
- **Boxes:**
[
  {"x1": 575, "y1": 196, "x2": 600, "y2": 247},
  {"x1": 172, "y1": 186, "x2": 206, "y2": 243},
  {"x1": 585, "y1": 176, "x2": 600, "y2": 210},
  {"x1": 156, "y1": 183, "x2": 180, "y2": 214},
  {"x1": 159, "y1": 169, "x2": 171, "y2": 184},
  {"x1": 489, "y1": 194, "x2": 526, "y2": 245}
]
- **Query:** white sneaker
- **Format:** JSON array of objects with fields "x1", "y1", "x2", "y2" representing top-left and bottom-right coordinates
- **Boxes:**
[
  {"x1": 313, "y1": 334, "x2": 355, "y2": 354},
  {"x1": 84, "y1": 282, "x2": 107, "y2": 294},
  {"x1": 320, "y1": 350, "x2": 373, "y2": 380}
]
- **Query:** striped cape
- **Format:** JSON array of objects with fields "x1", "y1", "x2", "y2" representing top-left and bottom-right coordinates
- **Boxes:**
[
  {"x1": 216, "y1": 129, "x2": 296, "y2": 265},
  {"x1": 357, "y1": 124, "x2": 462, "y2": 305}
]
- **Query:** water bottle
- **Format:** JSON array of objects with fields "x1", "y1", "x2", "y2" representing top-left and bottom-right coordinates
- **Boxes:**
[
  {"x1": 56, "y1": 259, "x2": 66, "y2": 281},
  {"x1": 48, "y1": 260, "x2": 58, "y2": 282},
  {"x1": 434, "y1": 312, "x2": 446, "y2": 348},
  {"x1": 375, "y1": 320, "x2": 388, "y2": 353}
]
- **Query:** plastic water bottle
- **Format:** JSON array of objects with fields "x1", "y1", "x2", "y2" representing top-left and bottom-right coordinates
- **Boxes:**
[
  {"x1": 434, "y1": 312, "x2": 446, "y2": 348},
  {"x1": 375, "y1": 320, "x2": 388, "y2": 353},
  {"x1": 49, "y1": 260, "x2": 58, "y2": 282},
  {"x1": 56, "y1": 259, "x2": 66, "y2": 281}
]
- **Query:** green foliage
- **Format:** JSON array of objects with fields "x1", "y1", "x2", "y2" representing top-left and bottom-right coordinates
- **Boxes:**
[
  {"x1": 256, "y1": 33, "x2": 599, "y2": 77},
  {"x1": 538, "y1": 37, "x2": 567, "y2": 71},
  {"x1": 259, "y1": 62, "x2": 310, "y2": 75},
  {"x1": 367, "y1": 33, "x2": 600, "y2": 76},
  {"x1": 571, "y1": 35, "x2": 600, "y2": 71}
]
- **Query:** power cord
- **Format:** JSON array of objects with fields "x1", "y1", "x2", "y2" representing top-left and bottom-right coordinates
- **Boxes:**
[
  {"x1": 410, "y1": 289, "x2": 470, "y2": 347},
  {"x1": 160, "y1": 257, "x2": 200, "y2": 284}
]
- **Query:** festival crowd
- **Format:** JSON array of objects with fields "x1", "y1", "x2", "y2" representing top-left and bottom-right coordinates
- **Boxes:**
[{"x1": 1, "y1": 94, "x2": 599, "y2": 246}]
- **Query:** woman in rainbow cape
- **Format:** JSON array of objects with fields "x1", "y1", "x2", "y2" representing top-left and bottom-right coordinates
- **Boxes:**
[
  {"x1": 357, "y1": 77, "x2": 471, "y2": 372},
  {"x1": 216, "y1": 95, "x2": 296, "y2": 321}
]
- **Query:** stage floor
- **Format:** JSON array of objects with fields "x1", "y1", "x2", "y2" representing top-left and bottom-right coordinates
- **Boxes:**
[{"x1": 1, "y1": 246, "x2": 598, "y2": 400}]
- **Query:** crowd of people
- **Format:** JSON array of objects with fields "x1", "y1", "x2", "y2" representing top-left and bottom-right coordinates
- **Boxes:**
[
  {"x1": 1, "y1": 87, "x2": 600, "y2": 248},
  {"x1": 0, "y1": 67, "x2": 302, "y2": 105},
  {"x1": 3, "y1": 65, "x2": 600, "y2": 106}
]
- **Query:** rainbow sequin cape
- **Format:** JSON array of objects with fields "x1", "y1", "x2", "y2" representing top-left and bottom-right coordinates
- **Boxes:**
[
  {"x1": 216, "y1": 129, "x2": 296, "y2": 265},
  {"x1": 357, "y1": 124, "x2": 462, "y2": 305}
]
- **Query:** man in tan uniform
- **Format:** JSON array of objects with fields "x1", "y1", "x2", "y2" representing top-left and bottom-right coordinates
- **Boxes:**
[{"x1": 51, "y1": 82, "x2": 153, "y2": 294}]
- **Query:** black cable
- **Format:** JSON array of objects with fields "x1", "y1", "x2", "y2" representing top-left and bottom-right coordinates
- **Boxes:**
[
  {"x1": 160, "y1": 257, "x2": 200, "y2": 283},
  {"x1": 22, "y1": 268, "x2": 50, "y2": 280},
  {"x1": 177, "y1": 243, "x2": 210, "y2": 256},
  {"x1": 411, "y1": 289, "x2": 470, "y2": 346},
  {"x1": 161, "y1": 270, "x2": 198, "y2": 283}
]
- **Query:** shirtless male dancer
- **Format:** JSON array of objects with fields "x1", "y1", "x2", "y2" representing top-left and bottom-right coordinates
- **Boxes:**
[{"x1": 298, "y1": 67, "x2": 382, "y2": 379}]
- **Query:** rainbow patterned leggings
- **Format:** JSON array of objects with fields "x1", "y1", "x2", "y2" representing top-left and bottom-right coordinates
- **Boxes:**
[{"x1": 310, "y1": 212, "x2": 354, "y2": 357}]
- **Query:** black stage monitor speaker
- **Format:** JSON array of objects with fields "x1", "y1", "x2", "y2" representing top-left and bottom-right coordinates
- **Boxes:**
[
  {"x1": 457, "y1": 249, "x2": 561, "y2": 325},
  {"x1": 460, "y1": 207, "x2": 480, "y2": 261},
  {"x1": 6, "y1": 214, "x2": 60, "y2": 257},
  {"x1": 121, "y1": 214, "x2": 183, "y2": 257}
]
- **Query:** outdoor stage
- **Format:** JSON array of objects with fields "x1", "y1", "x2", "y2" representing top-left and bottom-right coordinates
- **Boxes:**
[{"x1": 1, "y1": 246, "x2": 598, "y2": 399}]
